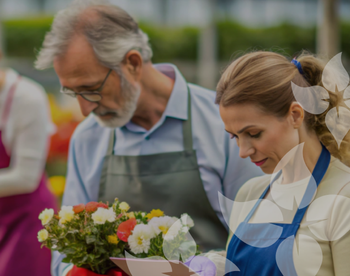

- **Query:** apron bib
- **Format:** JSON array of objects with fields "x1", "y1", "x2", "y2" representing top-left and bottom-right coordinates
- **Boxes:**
[
  {"x1": 226, "y1": 144, "x2": 331, "y2": 276},
  {"x1": 0, "y1": 76, "x2": 56, "y2": 276},
  {"x1": 98, "y1": 87, "x2": 228, "y2": 251}
]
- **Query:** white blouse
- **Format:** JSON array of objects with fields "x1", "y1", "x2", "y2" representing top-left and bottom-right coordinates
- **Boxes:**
[
  {"x1": 226, "y1": 157, "x2": 350, "y2": 276},
  {"x1": 0, "y1": 68, "x2": 55, "y2": 197},
  {"x1": 205, "y1": 157, "x2": 350, "y2": 276}
]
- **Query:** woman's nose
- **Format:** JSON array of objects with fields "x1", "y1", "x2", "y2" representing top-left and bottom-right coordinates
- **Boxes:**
[
  {"x1": 77, "y1": 96, "x2": 99, "y2": 117},
  {"x1": 239, "y1": 140, "x2": 255, "y2": 159}
]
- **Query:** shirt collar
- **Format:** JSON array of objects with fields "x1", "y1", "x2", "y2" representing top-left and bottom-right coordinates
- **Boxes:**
[
  {"x1": 153, "y1": 63, "x2": 189, "y2": 121},
  {"x1": 124, "y1": 63, "x2": 188, "y2": 133}
]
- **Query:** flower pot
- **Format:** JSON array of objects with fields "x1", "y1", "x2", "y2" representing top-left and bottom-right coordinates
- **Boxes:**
[{"x1": 67, "y1": 266, "x2": 128, "y2": 276}]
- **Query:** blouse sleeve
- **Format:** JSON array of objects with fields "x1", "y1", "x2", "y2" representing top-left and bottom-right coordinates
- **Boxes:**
[
  {"x1": 0, "y1": 79, "x2": 53, "y2": 197},
  {"x1": 329, "y1": 182, "x2": 350, "y2": 275}
]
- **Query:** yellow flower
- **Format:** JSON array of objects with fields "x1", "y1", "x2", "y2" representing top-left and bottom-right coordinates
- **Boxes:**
[
  {"x1": 146, "y1": 209, "x2": 164, "y2": 220},
  {"x1": 127, "y1": 212, "x2": 135, "y2": 219},
  {"x1": 37, "y1": 229, "x2": 49, "y2": 242},
  {"x1": 58, "y1": 206, "x2": 75, "y2": 224},
  {"x1": 119, "y1": 202, "x2": 130, "y2": 212},
  {"x1": 48, "y1": 176, "x2": 66, "y2": 197},
  {"x1": 107, "y1": 235, "x2": 120, "y2": 245},
  {"x1": 38, "y1": 208, "x2": 54, "y2": 225}
]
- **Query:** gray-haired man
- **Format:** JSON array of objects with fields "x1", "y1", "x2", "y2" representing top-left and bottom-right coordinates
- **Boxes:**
[{"x1": 35, "y1": 1, "x2": 262, "y2": 275}]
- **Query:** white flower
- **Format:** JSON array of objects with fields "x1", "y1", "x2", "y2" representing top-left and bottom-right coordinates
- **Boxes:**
[
  {"x1": 119, "y1": 202, "x2": 130, "y2": 212},
  {"x1": 141, "y1": 212, "x2": 147, "y2": 217},
  {"x1": 58, "y1": 206, "x2": 75, "y2": 224},
  {"x1": 181, "y1": 214, "x2": 194, "y2": 228},
  {"x1": 92, "y1": 207, "x2": 116, "y2": 225},
  {"x1": 128, "y1": 224, "x2": 156, "y2": 254},
  {"x1": 37, "y1": 229, "x2": 49, "y2": 242},
  {"x1": 164, "y1": 219, "x2": 183, "y2": 241},
  {"x1": 38, "y1": 208, "x2": 54, "y2": 226},
  {"x1": 182, "y1": 226, "x2": 190, "y2": 233},
  {"x1": 148, "y1": 216, "x2": 177, "y2": 236}
]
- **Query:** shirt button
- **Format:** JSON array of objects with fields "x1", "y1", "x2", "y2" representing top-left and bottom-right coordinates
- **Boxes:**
[{"x1": 145, "y1": 136, "x2": 150, "y2": 140}]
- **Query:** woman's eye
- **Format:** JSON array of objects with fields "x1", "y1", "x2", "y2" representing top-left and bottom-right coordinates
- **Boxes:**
[
  {"x1": 229, "y1": 133, "x2": 238, "y2": 139},
  {"x1": 249, "y1": 132, "x2": 261, "y2": 138}
]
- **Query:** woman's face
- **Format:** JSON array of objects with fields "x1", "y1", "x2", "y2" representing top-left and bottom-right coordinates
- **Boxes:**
[{"x1": 220, "y1": 103, "x2": 300, "y2": 174}]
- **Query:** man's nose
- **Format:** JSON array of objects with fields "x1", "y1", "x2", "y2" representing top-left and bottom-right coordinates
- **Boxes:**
[
  {"x1": 238, "y1": 140, "x2": 255, "y2": 159},
  {"x1": 77, "y1": 96, "x2": 99, "y2": 117}
]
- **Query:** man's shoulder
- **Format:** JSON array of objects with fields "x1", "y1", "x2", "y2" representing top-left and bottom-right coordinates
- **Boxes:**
[
  {"x1": 72, "y1": 114, "x2": 108, "y2": 141},
  {"x1": 188, "y1": 83, "x2": 216, "y2": 104},
  {"x1": 188, "y1": 83, "x2": 221, "y2": 118}
]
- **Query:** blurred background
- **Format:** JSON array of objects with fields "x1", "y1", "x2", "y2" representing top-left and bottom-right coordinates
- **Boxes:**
[{"x1": 0, "y1": 0, "x2": 347, "y2": 202}]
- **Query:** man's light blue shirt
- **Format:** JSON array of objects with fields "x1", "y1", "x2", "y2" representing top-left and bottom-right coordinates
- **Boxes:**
[{"x1": 52, "y1": 64, "x2": 263, "y2": 276}]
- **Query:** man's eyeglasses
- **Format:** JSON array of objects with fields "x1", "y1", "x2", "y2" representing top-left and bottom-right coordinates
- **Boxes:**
[{"x1": 60, "y1": 69, "x2": 113, "y2": 102}]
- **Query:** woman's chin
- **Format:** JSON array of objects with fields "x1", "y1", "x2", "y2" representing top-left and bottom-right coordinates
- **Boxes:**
[{"x1": 259, "y1": 161, "x2": 275, "y2": 174}]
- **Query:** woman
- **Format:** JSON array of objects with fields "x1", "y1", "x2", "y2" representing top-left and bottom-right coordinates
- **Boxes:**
[
  {"x1": 213, "y1": 51, "x2": 350, "y2": 276},
  {"x1": 0, "y1": 56, "x2": 57, "y2": 275}
]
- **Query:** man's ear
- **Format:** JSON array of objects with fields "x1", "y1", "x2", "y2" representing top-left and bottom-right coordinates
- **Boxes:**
[
  {"x1": 289, "y1": 102, "x2": 304, "y2": 129},
  {"x1": 123, "y1": 50, "x2": 143, "y2": 80}
]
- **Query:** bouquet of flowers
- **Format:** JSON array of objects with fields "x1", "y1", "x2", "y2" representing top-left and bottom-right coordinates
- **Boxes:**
[{"x1": 38, "y1": 198, "x2": 199, "y2": 275}]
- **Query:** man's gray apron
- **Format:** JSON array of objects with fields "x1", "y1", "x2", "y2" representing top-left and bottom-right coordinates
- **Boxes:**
[{"x1": 98, "y1": 88, "x2": 228, "y2": 251}]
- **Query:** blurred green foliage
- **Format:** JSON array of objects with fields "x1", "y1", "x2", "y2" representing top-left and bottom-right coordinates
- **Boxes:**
[
  {"x1": 216, "y1": 21, "x2": 317, "y2": 60},
  {"x1": 3, "y1": 17, "x2": 54, "y2": 57},
  {"x1": 139, "y1": 23, "x2": 199, "y2": 61},
  {"x1": 2, "y1": 17, "x2": 350, "y2": 61}
]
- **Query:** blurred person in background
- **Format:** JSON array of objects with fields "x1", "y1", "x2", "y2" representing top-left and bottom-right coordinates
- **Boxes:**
[
  {"x1": 0, "y1": 50, "x2": 57, "y2": 276},
  {"x1": 35, "y1": 1, "x2": 262, "y2": 275}
]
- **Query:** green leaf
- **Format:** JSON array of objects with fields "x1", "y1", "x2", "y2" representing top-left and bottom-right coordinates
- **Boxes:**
[
  {"x1": 62, "y1": 257, "x2": 71, "y2": 263},
  {"x1": 62, "y1": 247, "x2": 77, "y2": 255},
  {"x1": 86, "y1": 235, "x2": 96, "y2": 244}
]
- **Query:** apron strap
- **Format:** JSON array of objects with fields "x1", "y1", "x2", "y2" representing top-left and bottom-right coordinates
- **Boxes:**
[
  {"x1": 107, "y1": 85, "x2": 194, "y2": 155},
  {"x1": 182, "y1": 85, "x2": 193, "y2": 151},
  {"x1": 0, "y1": 76, "x2": 21, "y2": 129},
  {"x1": 292, "y1": 144, "x2": 330, "y2": 224},
  {"x1": 244, "y1": 171, "x2": 281, "y2": 223},
  {"x1": 107, "y1": 128, "x2": 116, "y2": 155},
  {"x1": 244, "y1": 144, "x2": 331, "y2": 224}
]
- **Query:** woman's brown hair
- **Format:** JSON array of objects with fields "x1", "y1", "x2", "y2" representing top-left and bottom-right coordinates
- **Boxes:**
[{"x1": 216, "y1": 51, "x2": 350, "y2": 165}]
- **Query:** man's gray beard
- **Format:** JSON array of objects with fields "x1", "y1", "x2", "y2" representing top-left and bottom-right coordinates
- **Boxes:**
[{"x1": 93, "y1": 76, "x2": 141, "y2": 129}]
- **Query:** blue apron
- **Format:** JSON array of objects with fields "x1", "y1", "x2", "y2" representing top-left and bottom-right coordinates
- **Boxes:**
[{"x1": 226, "y1": 144, "x2": 330, "y2": 276}]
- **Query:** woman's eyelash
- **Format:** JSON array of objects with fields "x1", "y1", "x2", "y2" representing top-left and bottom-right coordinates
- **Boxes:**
[
  {"x1": 229, "y1": 132, "x2": 261, "y2": 139},
  {"x1": 250, "y1": 132, "x2": 261, "y2": 138},
  {"x1": 229, "y1": 133, "x2": 237, "y2": 139}
]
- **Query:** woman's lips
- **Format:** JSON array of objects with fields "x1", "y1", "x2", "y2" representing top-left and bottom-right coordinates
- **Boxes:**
[{"x1": 252, "y1": 158, "x2": 268, "y2": 166}]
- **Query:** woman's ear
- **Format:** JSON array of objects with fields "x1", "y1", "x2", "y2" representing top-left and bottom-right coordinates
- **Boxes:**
[
  {"x1": 122, "y1": 50, "x2": 143, "y2": 81},
  {"x1": 289, "y1": 102, "x2": 304, "y2": 129}
]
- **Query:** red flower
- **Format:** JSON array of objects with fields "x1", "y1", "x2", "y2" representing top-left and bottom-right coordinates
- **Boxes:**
[
  {"x1": 73, "y1": 204, "x2": 85, "y2": 214},
  {"x1": 96, "y1": 202, "x2": 108, "y2": 209},
  {"x1": 85, "y1": 202, "x2": 99, "y2": 213},
  {"x1": 117, "y1": 218, "x2": 137, "y2": 242}
]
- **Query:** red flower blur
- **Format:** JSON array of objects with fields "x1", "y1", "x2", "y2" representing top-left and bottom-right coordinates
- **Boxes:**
[
  {"x1": 85, "y1": 202, "x2": 99, "y2": 213},
  {"x1": 96, "y1": 203, "x2": 108, "y2": 209},
  {"x1": 48, "y1": 121, "x2": 79, "y2": 162},
  {"x1": 73, "y1": 204, "x2": 85, "y2": 214},
  {"x1": 117, "y1": 218, "x2": 137, "y2": 242}
]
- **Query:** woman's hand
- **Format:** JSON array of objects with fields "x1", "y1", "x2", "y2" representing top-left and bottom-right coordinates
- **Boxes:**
[{"x1": 185, "y1": 256, "x2": 217, "y2": 276}]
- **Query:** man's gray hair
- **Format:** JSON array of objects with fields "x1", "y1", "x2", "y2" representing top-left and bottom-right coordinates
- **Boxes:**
[{"x1": 34, "y1": 0, "x2": 153, "y2": 72}]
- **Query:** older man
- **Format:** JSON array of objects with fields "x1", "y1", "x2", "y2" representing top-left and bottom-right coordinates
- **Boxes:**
[{"x1": 35, "y1": 0, "x2": 262, "y2": 275}]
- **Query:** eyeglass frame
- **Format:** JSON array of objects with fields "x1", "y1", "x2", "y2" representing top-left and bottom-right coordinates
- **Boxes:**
[{"x1": 59, "y1": 69, "x2": 113, "y2": 102}]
